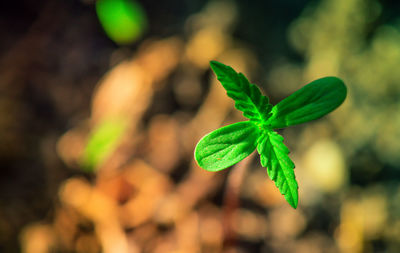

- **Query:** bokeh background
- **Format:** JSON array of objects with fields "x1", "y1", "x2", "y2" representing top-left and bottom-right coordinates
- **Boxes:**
[{"x1": 1, "y1": 0, "x2": 400, "y2": 252}]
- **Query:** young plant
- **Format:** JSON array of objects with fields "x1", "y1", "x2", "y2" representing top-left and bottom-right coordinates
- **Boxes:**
[{"x1": 194, "y1": 61, "x2": 347, "y2": 208}]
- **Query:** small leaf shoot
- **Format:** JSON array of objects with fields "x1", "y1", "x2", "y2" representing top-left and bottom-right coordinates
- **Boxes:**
[{"x1": 194, "y1": 61, "x2": 347, "y2": 208}]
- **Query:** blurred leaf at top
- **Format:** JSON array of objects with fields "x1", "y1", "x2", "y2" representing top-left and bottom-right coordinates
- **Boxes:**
[
  {"x1": 81, "y1": 119, "x2": 127, "y2": 172},
  {"x1": 96, "y1": 0, "x2": 147, "y2": 45}
]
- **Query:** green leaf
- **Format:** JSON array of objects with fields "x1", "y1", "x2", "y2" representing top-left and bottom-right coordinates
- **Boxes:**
[
  {"x1": 210, "y1": 61, "x2": 272, "y2": 123},
  {"x1": 195, "y1": 61, "x2": 347, "y2": 208},
  {"x1": 82, "y1": 118, "x2": 127, "y2": 172},
  {"x1": 195, "y1": 121, "x2": 260, "y2": 172},
  {"x1": 257, "y1": 130, "x2": 298, "y2": 208},
  {"x1": 268, "y1": 76, "x2": 347, "y2": 129},
  {"x1": 96, "y1": 0, "x2": 147, "y2": 45}
]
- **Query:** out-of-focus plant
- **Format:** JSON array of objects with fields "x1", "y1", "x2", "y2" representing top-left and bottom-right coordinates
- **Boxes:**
[
  {"x1": 96, "y1": 0, "x2": 147, "y2": 45},
  {"x1": 82, "y1": 119, "x2": 127, "y2": 171},
  {"x1": 194, "y1": 61, "x2": 347, "y2": 208}
]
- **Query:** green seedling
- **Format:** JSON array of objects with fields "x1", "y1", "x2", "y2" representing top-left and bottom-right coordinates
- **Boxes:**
[{"x1": 194, "y1": 61, "x2": 347, "y2": 208}]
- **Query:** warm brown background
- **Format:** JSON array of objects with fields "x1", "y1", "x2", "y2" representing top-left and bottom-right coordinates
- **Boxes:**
[{"x1": 1, "y1": 0, "x2": 400, "y2": 252}]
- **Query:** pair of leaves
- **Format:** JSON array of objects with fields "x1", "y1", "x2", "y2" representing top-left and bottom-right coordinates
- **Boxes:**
[{"x1": 195, "y1": 61, "x2": 347, "y2": 208}]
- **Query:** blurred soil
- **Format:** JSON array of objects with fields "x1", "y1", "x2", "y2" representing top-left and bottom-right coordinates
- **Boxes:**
[{"x1": 1, "y1": 0, "x2": 400, "y2": 253}]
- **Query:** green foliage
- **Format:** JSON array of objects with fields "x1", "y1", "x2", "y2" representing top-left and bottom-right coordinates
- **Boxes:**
[
  {"x1": 96, "y1": 0, "x2": 147, "y2": 45},
  {"x1": 82, "y1": 119, "x2": 127, "y2": 172},
  {"x1": 195, "y1": 61, "x2": 347, "y2": 208},
  {"x1": 257, "y1": 131, "x2": 298, "y2": 208},
  {"x1": 209, "y1": 61, "x2": 272, "y2": 123},
  {"x1": 195, "y1": 121, "x2": 260, "y2": 172},
  {"x1": 268, "y1": 77, "x2": 347, "y2": 129}
]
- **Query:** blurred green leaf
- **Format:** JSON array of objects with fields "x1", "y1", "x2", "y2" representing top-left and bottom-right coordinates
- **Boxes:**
[
  {"x1": 96, "y1": 0, "x2": 147, "y2": 45},
  {"x1": 82, "y1": 119, "x2": 127, "y2": 172}
]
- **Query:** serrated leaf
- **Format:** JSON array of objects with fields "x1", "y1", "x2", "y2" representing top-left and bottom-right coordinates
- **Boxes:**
[
  {"x1": 257, "y1": 130, "x2": 298, "y2": 208},
  {"x1": 210, "y1": 61, "x2": 272, "y2": 123},
  {"x1": 195, "y1": 121, "x2": 260, "y2": 172},
  {"x1": 268, "y1": 76, "x2": 347, "y2": 129}
]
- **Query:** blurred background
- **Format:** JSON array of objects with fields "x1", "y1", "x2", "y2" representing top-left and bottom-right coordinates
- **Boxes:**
[{"x1": 1, "y1": 0, "x2": 400, "y2": 252}]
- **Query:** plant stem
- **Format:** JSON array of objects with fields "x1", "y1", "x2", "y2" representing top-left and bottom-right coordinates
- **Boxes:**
[{"x1": 222, "y1": 152, "x2": 255, "y2": 251}]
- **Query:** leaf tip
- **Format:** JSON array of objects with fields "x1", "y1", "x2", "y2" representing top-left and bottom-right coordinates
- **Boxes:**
[
  {"x1": 283, "y1": 190, "x2": 298, "y2": 209},
  {"x1": 290, "y1": 199, "x2": 298, "y2": 209},
  {"x1": 283, "y1": 188, "x2": 298, "y2": 209},
  {"x1": 209, "y1": 60, "x2": 225, "y2": 73},
  {"x1": 325, "y1": 76, "x2": 347, "y2": 100}
]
